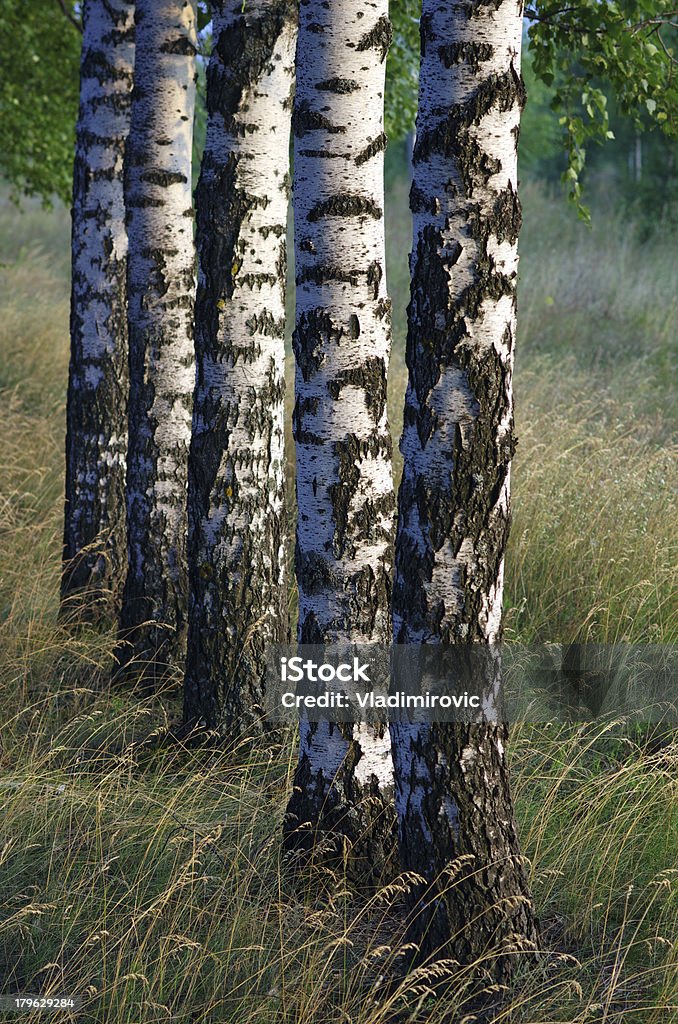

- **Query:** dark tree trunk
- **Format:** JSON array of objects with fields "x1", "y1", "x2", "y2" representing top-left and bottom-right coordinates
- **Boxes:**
[
  {"x1": 116, "y1": 0, "x2": 197, "y2": 684},
  {"x1": 62, "y1": 0, "x2": 134, "y2": 624},
  {"x1": 183, "y1": 0, "x2": 297, "y2": 735},
  {"x1": 389, "y1": 0, "x2": 539, "y2": 982},
  {"x1": 282, "y1": 0, "x2": 397, "y2": 885}
]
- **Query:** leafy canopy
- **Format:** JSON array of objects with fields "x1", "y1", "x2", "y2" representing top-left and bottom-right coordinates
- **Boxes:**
[
  {"x1": 386, "y1": 0, "x2": 677, "y2": 216},
  {"x1": 525, "y1": 0, "x2": 678, "y2": 216},
  {"x1": 1, "y1": 0, "x2": 675, "y2": 214},
  {"x1": 0, "y1": 0, "x2": 81, "y2": 205}
]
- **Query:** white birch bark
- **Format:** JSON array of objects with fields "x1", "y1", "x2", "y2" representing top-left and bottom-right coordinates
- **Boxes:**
[
  {"x1": 62, "y1": 0, "x2": 134, "y2": 623},
  {"x1": 183, "y1": 0, "x2": 297, "y2": 734},
  {"x1": 283, "y1": 0, "x2": 397, "y2": 883},
  {"x1": 389, "y1": 0, "x2": 538, "y2": 979},
  {"x1": 117, "y1": 0, "x2": 197, "y2": 682}
]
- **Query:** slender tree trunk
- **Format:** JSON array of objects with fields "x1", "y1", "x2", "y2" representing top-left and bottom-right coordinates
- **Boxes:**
[
  {"x1": 283, "y1": 0, "x2": 397, "y2": 884},
  {"x1": 116, "y1": 0, "x2": 197, "y2": 683},
  {"x1": 389, "y1": 0, "x2": 538, "y2": 981},
  {"x1": 62, "y1": 0, "x2": 134, "y2": 624},
  {"x1": 183, "y1": 0, "x2": 297, "y2": 734},
  {"x1": 634, "y1": 131, "x2": 642, "y2": 183}
]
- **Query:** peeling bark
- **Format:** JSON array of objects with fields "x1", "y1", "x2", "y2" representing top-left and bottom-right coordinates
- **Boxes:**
[
  {"x1": 183, "y1": 0, "x2": 297, "y2": 734},
  {"x1": 283, "y1": 0, "x2": 397, "y2": 885},
  {"x1": 389, "y1": 0, "x2": 538, "y2": 981},
  {"x1": 62, "y1": 0, "x2": 134, "y2": 624},
  {"x1": 116, "y1": 0, "x2": 197, "y2": 683}
]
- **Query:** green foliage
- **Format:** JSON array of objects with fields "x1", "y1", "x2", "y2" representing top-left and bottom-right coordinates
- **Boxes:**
[
  {"x1": 0, "y1": 0, "x2": 81, "y2": 205},
  {"x1": 587, "y1": 97, "x2": 678, "y2": 229},
  {"x1": 526, "y1": 1, "x2": 678, "y2": 219},
  {"x1": 519, "y1": 48, "x2": 678, "y2": 227}
]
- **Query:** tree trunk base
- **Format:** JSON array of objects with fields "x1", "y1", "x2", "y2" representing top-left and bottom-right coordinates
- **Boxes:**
[{"x1": 283, "y1": 756, "x2": 398, "y2": 890}]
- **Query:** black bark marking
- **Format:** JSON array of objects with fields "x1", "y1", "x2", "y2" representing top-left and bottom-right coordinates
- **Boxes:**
[
  {"x1": 293, "y1": 395, "x2": 322, "y2": 445},
  {"x1": 355, "y1": 131, "x2": 387, "y2": 166},
  {"x1": 296, "y1": 264, "x2": 360, "y2": 287},
  {"x1": 292, "y1": 308, "x2": 336, "y2": 381},
  {"x1": 316, "y1": 77, "x2": 359, "y2": 93},
  {"x1": 327, "y1": 357, "x2": 388, "y2": 425},
  {"x1": 238, "y1": 271, "x2": 278, "y2": 289},
  {"x1": 366, "y1": 259, "x2": 383, "y2": 300},
  {"x1": 298, "y1": 148, "x2": 345, "y2": 158},
  {"x1": 356, "y1": 14, "x2": 392, "y2": 62},
  {"x1": 211, "y1": 0, "x2": 297, "y2": 133},
  {"x1": 438, "y1": 41, "x2": 494, "y2": 70},
  {"x1": 160, "y1": 35, "x2": 197, "y2": 56},
  {"x1": 140, "y1": 168, "x2": 187, "y2": 186},
  {"x1": 293, "y1": 99, "x2": 346, "y2": 136},
  {"x1": 296, "y1": 549, "x2": 338, "y2": 595},
  {"x1": 308, "y1": 192, "x2": 382, "y2": 221},
  {"x1": 245, "y1": 310, "x2": 285, "y2": 338},
  {"x1": 463, "y1": 0, "x2": 504, "y2": 17},
  {"x1": 329, "y1": 432, "x2": 392, "y2": 558},
  {"x1": 414, "y1": 68, "x2": 526, "y2": 195}
]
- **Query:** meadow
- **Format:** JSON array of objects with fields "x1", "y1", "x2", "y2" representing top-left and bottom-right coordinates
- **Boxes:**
[{"x1": 0, "y1": 168, "x2": 676, "y2": 1022}]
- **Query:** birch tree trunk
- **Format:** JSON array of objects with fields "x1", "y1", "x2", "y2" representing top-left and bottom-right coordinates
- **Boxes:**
[
  {"x1": 62, "y1": 0, "x2": 134, "y2": 623},
  {"x1": 117, "y1": 0, "x2": 197, "y2": 682},
  {"x1": 389, "y1": 0, "x2": 538, "y2": 980},
  {"x1": 183, "y1": 0, "x2": 297, "y2": 734},
  {"x1": 283, "y1": 0, "x2": 397, "y2": 884}
]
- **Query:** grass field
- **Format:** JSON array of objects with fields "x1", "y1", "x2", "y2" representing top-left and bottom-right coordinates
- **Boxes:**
[{"x1": 0, "y1": 179, "x2": 676, "y2": 1023}]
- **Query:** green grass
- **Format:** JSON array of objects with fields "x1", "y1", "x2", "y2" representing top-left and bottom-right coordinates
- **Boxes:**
[{"x1": 0, "y1": 182, "x2": 676, "y2": 1022}]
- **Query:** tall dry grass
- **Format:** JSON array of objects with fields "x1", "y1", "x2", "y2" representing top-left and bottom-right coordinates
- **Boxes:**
[{"x1": 0, "y1": 697, "x2": 676, "y2": 1023}]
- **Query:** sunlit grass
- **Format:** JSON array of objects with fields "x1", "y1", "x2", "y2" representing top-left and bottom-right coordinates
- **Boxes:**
[
  {"x1": 506, "y1": 362, "x2": 676, "y2": 644},
  {"x1": 0, "y1": 692, "x2": 676, "y2": 1022}
]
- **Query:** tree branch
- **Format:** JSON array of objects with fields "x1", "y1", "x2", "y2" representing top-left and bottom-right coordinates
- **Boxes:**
[
  {"x1": 54, "y1": 0, "x2": 82, "y2": 34},
  {"x1": 655, "y1": 26, "x2": 678, "y2": 69},
  {"x1": 630, "y1": 12, "x2": 678, "y2": 33},
  {"x1": 527, "y1": 5, "x2": 678, "y2": 38}
]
